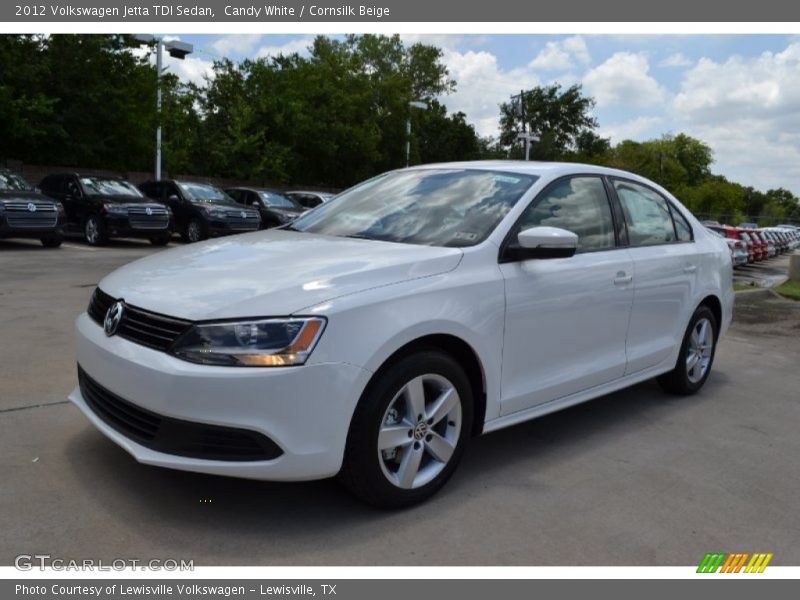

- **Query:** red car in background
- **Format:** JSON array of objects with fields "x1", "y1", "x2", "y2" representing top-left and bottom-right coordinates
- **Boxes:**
[{"x1": 708, "y1": 225, "x2": 761, "y2": 262}]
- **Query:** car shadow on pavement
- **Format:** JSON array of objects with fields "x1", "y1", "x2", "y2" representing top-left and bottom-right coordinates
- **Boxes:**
[{"x1": 62, "y1": 373, "x2": 727, "y2": 562}]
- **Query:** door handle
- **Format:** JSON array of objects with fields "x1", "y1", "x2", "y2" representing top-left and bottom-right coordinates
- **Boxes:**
[
  {"x1": 683, "y1": 265, "x2": 697, "y2": 273},
  {"x1": 613, "y1": 274, "x2": 633, "y2": 285}
]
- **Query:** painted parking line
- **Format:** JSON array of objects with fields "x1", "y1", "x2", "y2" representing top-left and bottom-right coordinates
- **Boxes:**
[{"x1": 62, "y1": 243, "x2": 98, "y2": 252}]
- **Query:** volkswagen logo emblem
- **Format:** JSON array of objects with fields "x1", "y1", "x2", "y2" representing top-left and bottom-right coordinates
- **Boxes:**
[
  {"x1": 104, "y1": 301, "x2": 125, "y2": 337},
  {"x1": 241, "y1": 211, "x2": 247, "y2": 219},
  {"x1": 146, "y1": 207, "x2": 153, "y2": 216},
  {"x1": 27, "y1": 202, "x2": 37, "y2": 212}
]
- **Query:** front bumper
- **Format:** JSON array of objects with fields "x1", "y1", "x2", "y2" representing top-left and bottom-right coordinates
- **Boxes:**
[
  {"x1": 102, "y1": 215, "x2": 170, "y2": 239},
  {"x1": 70, "y1": 313, "x2": 371, "y2": 481},
  {"x1": 206, "y1": 219, "x2": 261, "y2": 236},
  {"x1": 0, "y1": 215, "x2": 64, "y2": 238}
]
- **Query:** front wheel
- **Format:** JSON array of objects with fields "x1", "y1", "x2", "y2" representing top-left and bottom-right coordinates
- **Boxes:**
[
  {"x1": 184, "y1": 218, "x2": 206, "y2": 243},
  {"x1": 657, "y1": 305, "x2": 718, "y2": 395},
  {"x1": 84, "y1": 215, "x2": 108, "y2": 246},
  {"x1": 339, "y1": 350, "x2": 473, "y2": 508}
]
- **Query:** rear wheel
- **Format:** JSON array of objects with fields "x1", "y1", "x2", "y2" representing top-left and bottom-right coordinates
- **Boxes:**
[
  {"x1": 84, "y1": 215, "x2": 108, "y2": 246},
  {"x1": 339, "y1": 350, "x2": 473, "y2": 508},
  {"x1": 657, "y1": 305, "x2": 718, "y2": 395},
  {"x1": 40, "y1": 233, "x2": 63, "y2": 248}
]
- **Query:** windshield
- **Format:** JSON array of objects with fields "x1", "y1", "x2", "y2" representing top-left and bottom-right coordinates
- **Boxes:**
[
  {"x1": 258, "y1": 191, "x2": 300, "y2": 209},
  {"x1": 0, "y1": 171, "x2": 34, "y2": 191},
  {"x1": 80, "y1": 177, "x2": 143, "y2": 197},
  {"x1": 179, "y1": 182, "x2": 235, "y2": 204},
  {"x1": 290, "y1": 169, "x2": 538, "y2": 247}
]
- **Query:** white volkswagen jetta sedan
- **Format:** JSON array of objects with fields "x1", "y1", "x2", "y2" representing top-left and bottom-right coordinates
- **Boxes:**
[{"x1": 69, "y1": 162, "x2": 733, "y2": 507}]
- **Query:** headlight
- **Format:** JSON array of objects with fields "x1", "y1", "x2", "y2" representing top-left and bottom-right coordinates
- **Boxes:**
[
  {"x1": 55, "y1": 201, "x2": 65, "y2": 215},
  {"x1": 171, "y1": 317, "x2": 326, "y2": 367},
  {"x1": 103, "y1": 203, "x2": 128, "y2": 214}
]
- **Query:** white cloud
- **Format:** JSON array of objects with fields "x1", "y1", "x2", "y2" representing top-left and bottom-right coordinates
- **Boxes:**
[
  {"x1": 671, "y1": 42, "x2": 800, "y2": 191},
  {"x1": 256, "y1": 37, "x2": 314, "y2": 59},
  {"x1": 528, "y1": 36, "x2": 590, "y2": 71},
  {"x1": 211, "y1": 34, "x2": 264, "y2": 57},
  {"x1": 598, "y1": 116, "x2": 663, "y2": 142},
  {"x1": 438, "y1": 49, "x2": 540, "y2": 138},
  {"x1": 583, "y1": 52, "x2": 667, "y2": 108},
  {"x1": 659, "y1": 52, "x2": 692, "y2": 68}
]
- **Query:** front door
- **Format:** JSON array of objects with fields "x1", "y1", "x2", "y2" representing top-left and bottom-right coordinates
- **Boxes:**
[{"x1": 499, "y1": 175, "x2": 634, "y2": 415}]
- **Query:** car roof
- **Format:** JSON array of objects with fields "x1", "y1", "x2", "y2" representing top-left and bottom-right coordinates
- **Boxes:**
[{"x1": 408, "y1": 160, "x2": 656, "y2": 181}]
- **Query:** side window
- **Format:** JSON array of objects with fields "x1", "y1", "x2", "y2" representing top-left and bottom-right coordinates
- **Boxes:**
[
  {"x1": 670, "y1": 205, "x2": 693, "y2": 242},
  {"x1": 167, "y1": 183, "x2": 181, "y2": 200},
  {"x1": 613, "y1": 180, "x2": 677, "y2": 246},
  {"x1": 227, "y1": 189, "x2": 241, "y2": 203},
  {"x1": 246, "y1": 192, "x2": 260, "y2": 207},
  {"x1": 65, "y1": 177, "x2": 81, "y2": 198},
  {"x1": 518, "y1": 176, "x2": 616, "y2": 252}
]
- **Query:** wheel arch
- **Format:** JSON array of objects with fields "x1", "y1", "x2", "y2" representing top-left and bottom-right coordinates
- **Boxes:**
[
  {"x1": 698, "y1": 294, "x2": 722, "y2": 338},
  {"x1": 358, "y1": 333, "x2": 488, "y2": 438}
]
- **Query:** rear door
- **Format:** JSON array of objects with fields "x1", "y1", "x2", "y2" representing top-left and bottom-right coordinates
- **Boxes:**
[{"x1": 610, "y1": 178, "x2": 698, "y2": 375}]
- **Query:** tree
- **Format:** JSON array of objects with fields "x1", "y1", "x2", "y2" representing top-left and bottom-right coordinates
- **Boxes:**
[{"x1": 497, "y1": 83, "x2": 598, "y2": 160}]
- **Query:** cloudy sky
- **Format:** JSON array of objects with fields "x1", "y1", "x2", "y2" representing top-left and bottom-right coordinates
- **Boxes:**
[{"x1": 160, "y1": 34, "x2": 800, "y2": 193}]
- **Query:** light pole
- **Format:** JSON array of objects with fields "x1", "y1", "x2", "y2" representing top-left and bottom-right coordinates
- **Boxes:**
[
  {"x1": 406, "y1": 100, "x2": 428, "y2": 168},
  {"x1": 134, "y1": 35, "x2": 194, "y2": 181}
]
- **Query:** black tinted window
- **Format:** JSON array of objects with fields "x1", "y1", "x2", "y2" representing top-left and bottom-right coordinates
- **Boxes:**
[{"x1": 518, "y1": 176, "x2": 616, "y2": 252}]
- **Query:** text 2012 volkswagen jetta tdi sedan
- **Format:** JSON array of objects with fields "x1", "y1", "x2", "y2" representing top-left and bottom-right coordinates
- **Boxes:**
[{"x1": 69, "y1": 162, "x2": 733, "y2": 507}]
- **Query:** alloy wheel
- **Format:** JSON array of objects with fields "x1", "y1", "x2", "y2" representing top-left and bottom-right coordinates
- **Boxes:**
[
  {"x1": 686, "y1": 317, "x2": 714, "y2": 384},
  {"x1": 187, "y1": 221, "x2": 201, "y2": 243},
  {"x1": 85, "y1": 218, "x2": 99, "y2": 244},
  {"x1": 377, "y1": 374, "x2": 462, "y2": 490}
]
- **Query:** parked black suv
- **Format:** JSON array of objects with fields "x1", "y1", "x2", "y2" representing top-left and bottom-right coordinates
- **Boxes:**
[
  {"x1": 0, "y1": 169, "x2": 65, "y2": 248},
  {"x1": 138, "y1": 180, "x2": 261, "y2": 243},
  {"x1": 225, "y1": 187, "x2": 306, "y2": 229},
  {"x1": 39, "y1": 173, "x2": 172, "y2": 246}
]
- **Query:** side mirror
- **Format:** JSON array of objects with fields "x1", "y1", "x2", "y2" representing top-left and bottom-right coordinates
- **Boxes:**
[
  {"x1": 168, "y1": 195, "x2": 180, "y2": 202},
  {"x1": 507, "y1": 226, "x2": 578, "y2": 261}
]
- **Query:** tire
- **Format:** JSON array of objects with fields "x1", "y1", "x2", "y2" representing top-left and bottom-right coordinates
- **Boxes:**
[
  {"x1": 149, "y1": 233, "x2": 171, "y2": 246},
  {"x1": 657, "y1": 305, "x2": 718, "y2": 395},
  {"x1": 84, "y1": 215, "x2": 108, "y2": 246},
  {"x1": 40, "y1": 233, "x2": 63, "y2": 248},
  {"x1": 339, "y1": 349, "x2": 473, "y2": 508},
  {"x1": 184, "y1": 218, "x2": 207, "y2": 243}
]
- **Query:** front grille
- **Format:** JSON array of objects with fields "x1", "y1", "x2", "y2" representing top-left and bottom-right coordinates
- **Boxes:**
[
  {"x1": 78, "y1": 367, "x2": 283, "y2": 461},
  {"x1": 128, "y1": 205, "x2": 170, "y2": 230},
  {"x1": 87, "y1": 287, "x2": 191, "y2": 352},
  {"x1": 4, "y1": 201, "x2": 58, "y2": 228},
  {"x1": 225, "y1": 209, "x2": 260, "y2": 230}
]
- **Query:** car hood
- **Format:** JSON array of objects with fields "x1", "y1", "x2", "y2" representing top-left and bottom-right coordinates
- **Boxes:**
[
  {"x1": 89, "y1": 194, "x2": 161, "y2": 205},
  {"x1": 0, "y1": 190, "x2": 55, "y2": 203},
  {"x1": 98, "y1": 230, "x2": 463, "y2": 320}
]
